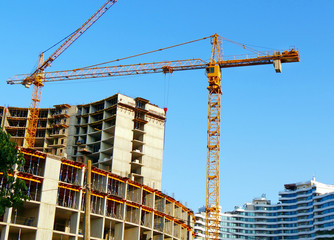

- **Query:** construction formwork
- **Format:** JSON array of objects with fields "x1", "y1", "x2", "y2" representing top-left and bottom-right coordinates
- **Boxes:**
[{"x1": 0, "y1": 149, "x2": 194, "y2": 240}]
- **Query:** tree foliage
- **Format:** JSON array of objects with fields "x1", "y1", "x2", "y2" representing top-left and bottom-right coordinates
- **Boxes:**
[{"x1": 0, "y1": 127, "x2": 28, "y2": 216}]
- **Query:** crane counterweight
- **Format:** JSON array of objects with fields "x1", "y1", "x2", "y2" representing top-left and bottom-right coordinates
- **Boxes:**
[{"x1": 273, "y1": 59, "x2": 282, "y2": 73}]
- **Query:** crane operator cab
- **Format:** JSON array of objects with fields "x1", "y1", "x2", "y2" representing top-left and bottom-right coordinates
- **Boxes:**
[{"x1": 206, "y1": 64, "x2": 221, "y2": 92}]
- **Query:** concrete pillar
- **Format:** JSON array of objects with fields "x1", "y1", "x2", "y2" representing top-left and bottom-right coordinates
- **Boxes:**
[
  {"x1": 35, "y1": 156, "x2": 61, "y2": 240},
  {"x1": 0, "y1": 209, "x2": 10, "y2": 240}
]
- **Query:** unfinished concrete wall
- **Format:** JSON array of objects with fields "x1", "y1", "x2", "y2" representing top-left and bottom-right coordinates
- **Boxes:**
[
  {"x1": 141, "y1": 111, "x2": 165, "y2": 190},
  {"x1": 112, "y1": 95, "x2": 135, "y2": 177},
  {"x1": 35, "y1": 154, "x2": 62, "y2": 240}
]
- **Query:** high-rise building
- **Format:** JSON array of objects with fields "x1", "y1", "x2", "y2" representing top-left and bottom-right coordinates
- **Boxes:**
[
  {"x1": 194, "y1": 206, "x2": 224, "y2": 239},
  {"x1": 0, "y1": 93, "x2": 166, "y2": 189},
  {"x1": 194, "y1": 179, "x2": 334, "y2": 240}
]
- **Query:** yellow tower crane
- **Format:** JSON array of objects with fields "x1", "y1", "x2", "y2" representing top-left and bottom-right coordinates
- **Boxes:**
[
  {"x1": 20, "y1": 0, "x2": 117, "y2": 149},
  {"x1": 8, "y1": 34, "x2": 299, "y2": 239}
]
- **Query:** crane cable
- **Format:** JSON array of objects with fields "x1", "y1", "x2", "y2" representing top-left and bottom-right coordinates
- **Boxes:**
[
  {"x1": 162, "y1": 74, "x2": 170, "y2": 149},
  {"x1": 42, "y1": 33, "x2": 272, "y2": 71},
  {"x1": 78, "y1": 35, "x2": 214, "y2": 69},
  {"x1": 163, "y1": 73, "x2": 171, "y2": 114},
  {"x1": 78, "y1": 35, "x2": 274, "y2": 70},
  {"x1": 42, "y1": 30, "x2": 77, "y2": 54},
  {"x1": 221, "y1": 36, "x2": 275, "y2": 55}
]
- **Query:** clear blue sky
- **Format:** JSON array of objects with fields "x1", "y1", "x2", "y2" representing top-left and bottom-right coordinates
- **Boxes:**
[{"x1": 1, "y1": 0, "x2": 333, "y2": 212}]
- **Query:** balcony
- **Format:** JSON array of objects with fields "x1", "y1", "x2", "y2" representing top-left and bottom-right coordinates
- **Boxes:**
[{"x1": 131, "y1": 149, "x2": 144, "y2": 158}]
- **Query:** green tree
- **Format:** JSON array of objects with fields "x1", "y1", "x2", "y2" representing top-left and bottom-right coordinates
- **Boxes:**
[{"x1": 0, "y1": 127, "x2": 28, "y2": 216}]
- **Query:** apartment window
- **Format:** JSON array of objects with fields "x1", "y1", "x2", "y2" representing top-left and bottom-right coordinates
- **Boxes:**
[
  {"x1": 134, "y1": 122, "x2": 143, "y2": 130},
  {"x1": 135, "y1": 111, "x2": 145, "y2": 120},
  {"x1": 108, "y1": 97, "x2": 118, "y2": 106},
  {"x1": 136, "y1": 101, "x2": 145, "y2": 109}
]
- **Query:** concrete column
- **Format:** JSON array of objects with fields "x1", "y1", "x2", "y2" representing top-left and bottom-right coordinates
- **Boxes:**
[
  {"x1": 35, "y1": 156, "x2": 62, "y2": 240},
  {"x1": 0, "y1": 208, "x2": 11, "y2": 240}
]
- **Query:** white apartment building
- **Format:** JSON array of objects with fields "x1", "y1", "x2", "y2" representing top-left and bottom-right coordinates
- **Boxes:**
[{"x1": 194, "y1": 179, "x2": 334, "y2": 240}]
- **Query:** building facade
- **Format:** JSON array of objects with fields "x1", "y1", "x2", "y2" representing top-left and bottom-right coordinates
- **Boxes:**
[
  {"x1": 0, "y1": 148, "x2": 194, "y2": 240},
  {"x1": 0, "y1": 104, "x2": 75, "y2": 156},
  {"x1": 194, "y1": 206, "x2": 223, "y2": 239},
  {"x1": 0, "y1": 94, "x2": 166, "y2": 190},
  {"x1": 194, "y1": 179, "x2": 334, "y2": 239}
]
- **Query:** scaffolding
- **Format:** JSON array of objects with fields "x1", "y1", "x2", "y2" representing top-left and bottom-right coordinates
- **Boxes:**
[
  {"x1": 19, "y1": 153, "x2": 44, "y2": 176},
  {"x1": 174, "y1": 222, "x2": 180, "y2": 238},
  {"x1": 90, "y1": 192, "x2": 105, "y2": 215},
  {"x1": 154, "y1": 213, "x2": 164, "y2": 232},
  {"x1": 126, "y1": 203, "x2": 140, "y2": 224},
  {"x1": 59, "y1": 160, "x2": 83, "y2": 185},
  {"x1": 91, "y1": 168, "x2": 107, "y2": 192},
  {"x1": 154, "y1": 194, "x2": 165, "y2": 213},
  {"x1": 127, "y1": 182, "x2": 141, "y2": 204},
  {"x1": 166, "y1": 198, "x2": 174, "y2": 216},
  {"x1": 164, "y1": 217, "x2": 173, "y2": 235},
  {"x1": 107, "y1": 175, "x2": 125, "y2": 198},
  {"x1": 25, "y1": 178, "x2": 40, "y2": 201},
  {"x1": 15, "y1": 172, "x2": 42, "y2": 202},
  {"x1": 143, "y1": 187, "x2": 154, "y2": 208},
  {"x1": 57, "y1": 184, "x2": 80, "y2": 209},
  {"x1": 106, "y1": 197, "x2": 124, "y2": 220},
  {"x1": 141, "y1": 208, "x2": 153, "y2": 228}
]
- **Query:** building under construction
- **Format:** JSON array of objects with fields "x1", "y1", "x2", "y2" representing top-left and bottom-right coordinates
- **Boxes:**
[
  {"x1": 0, "y1": 148, "x2": 194, "y2": 240},
  {"x1": 0, "y1": 94, "x2": 196, "y2": 240},
  {"x1": 0, "y1": 93, "x2": 165, "y2": 190}
]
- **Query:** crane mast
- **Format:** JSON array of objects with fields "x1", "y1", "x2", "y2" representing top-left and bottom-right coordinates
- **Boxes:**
[
  {"x1": 25, "y1": 54, "x2": 45, "y2": 149},
  {"x1": 205, "y1": 34, "x2": 222, "y2": 239},
  {"x1": 23, "y1": 0, "x2": 117, "y2": 148}
]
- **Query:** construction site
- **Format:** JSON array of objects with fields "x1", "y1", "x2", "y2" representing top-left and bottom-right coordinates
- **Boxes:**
[
  {"x1": 0, "y1": 1, "x2": 306, "y2": 240},
  {"x1": 0, "y1": 148, "x2": 194, "y2": 240}
]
